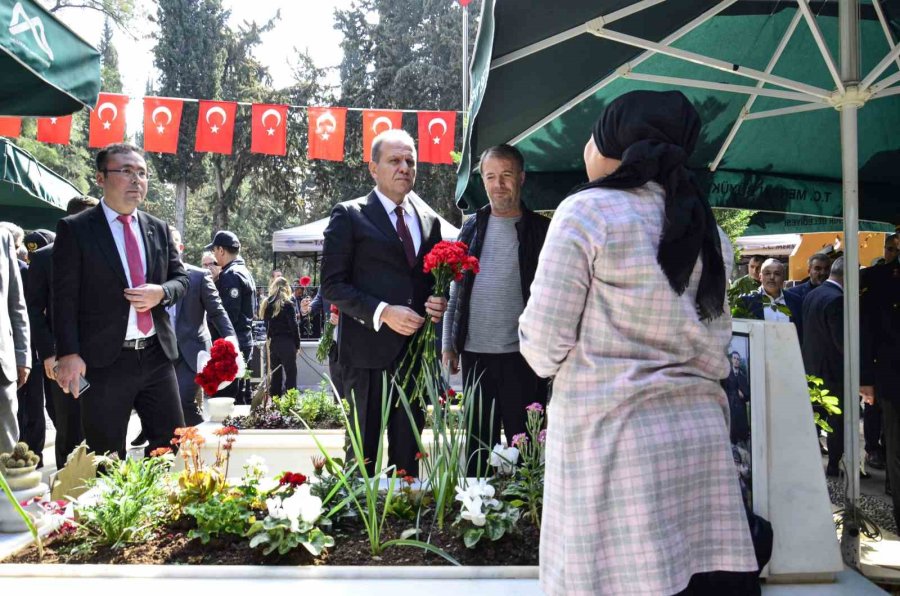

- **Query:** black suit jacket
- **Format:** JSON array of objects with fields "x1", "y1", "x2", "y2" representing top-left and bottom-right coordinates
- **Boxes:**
[
  {"x1": 801, "y1": 281, "x2": 843, "y2": 396},
  {"x1": 175, "y1": 264, "x2": 236, "y2": 372},
  {"x1": 24, "y1": 244, "x2": 55, "y2": 360},
  {"x1": 53, "y1": 205, "x2": 189, "y2": 368},
  {"x1": 321, "y1": 191, "x2": 441, "y2": 369}
]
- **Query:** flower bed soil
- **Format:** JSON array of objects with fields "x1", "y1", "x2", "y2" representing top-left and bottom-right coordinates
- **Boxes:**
[{"x1": 4, "y1": 511, "x2": 540, "y2": 567}]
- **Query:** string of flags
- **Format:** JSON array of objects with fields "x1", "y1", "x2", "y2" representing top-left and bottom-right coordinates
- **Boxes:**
[{"x1": 0, "y1": 93, "x2": 459, "y2": 165}]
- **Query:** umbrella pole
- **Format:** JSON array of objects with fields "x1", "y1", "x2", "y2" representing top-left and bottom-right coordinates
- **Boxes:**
[{"x1": 839, "y1": 0, "x2": 862, "y2": 567}]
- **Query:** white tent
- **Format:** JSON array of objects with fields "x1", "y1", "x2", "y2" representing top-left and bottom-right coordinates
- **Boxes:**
[
  {"x1": 273, "y1": 211, "x2": 462, "y2": 254},
  {"x1": 735, "y1": 234, "x2": 801, "y2": 258}
]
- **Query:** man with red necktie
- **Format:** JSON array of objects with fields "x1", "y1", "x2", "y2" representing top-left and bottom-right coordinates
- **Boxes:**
[{"x1": 53, "y1": 143, "x2": 189, "y2": 458}]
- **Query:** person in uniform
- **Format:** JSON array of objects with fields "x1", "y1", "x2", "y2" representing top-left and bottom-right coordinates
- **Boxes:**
[{"x1": 206, "y1": 231, "x2": 256, "y2": 404}]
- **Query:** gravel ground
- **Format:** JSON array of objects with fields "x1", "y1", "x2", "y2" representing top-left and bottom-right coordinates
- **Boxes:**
[{"x1": 827, "y1": 475, "x2": 897, "y2": 537}]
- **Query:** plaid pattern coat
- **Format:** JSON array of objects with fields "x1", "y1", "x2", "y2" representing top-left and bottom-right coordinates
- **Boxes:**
[{"x1": 519, "y1": 183, "x2": 757, "y2": 595}]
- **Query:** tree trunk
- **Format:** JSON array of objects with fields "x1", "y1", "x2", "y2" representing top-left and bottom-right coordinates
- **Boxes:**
[
  {"x1": 212, "y1": 160, "x2": 228, "y2": 230},
  {"x1": 174, "y1": 178, "x2": 187, "y2": 234}
]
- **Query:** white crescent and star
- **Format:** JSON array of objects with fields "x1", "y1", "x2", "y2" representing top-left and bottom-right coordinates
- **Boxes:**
[
  {"x1": 371, "y1": 116, "x2": 394, "y2": 134},
  {"x1": 316, "y1": 112, "x2": 337, "y2": 140},
  {"x1": 151, "y1": 106, "x2": 173, "y2": 135},
  {"x1": 428, "y1": 117, "x2": 447, "y2": 144},
  {"x1": 206, "y1": 106, "x2": 228, "y2": 134},
  {"x1": 97, "y1": 102, "x2": 118, "y2": 130},
  {"x1": 261, "y1": 108, "x2": 282, "y2": 137}
]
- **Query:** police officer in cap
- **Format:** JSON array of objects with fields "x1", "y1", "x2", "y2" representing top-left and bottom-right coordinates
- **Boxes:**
[{"x1": 205, "y1": 231, "x2": 256, "y2": 403}]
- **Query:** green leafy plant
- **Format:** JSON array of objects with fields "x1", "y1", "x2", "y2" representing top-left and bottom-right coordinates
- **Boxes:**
[
  {"x1": 273, "y1": 382, "x2": 346, "y2": 428},
  {"x1": 74, "y1": 453, "x2": 174, "y2": 550},
  {"x1": 246, "y1": 484, "x2": 334, "y2": 556},
  {"x1": 453, "y1": 478, "x2": 520, "y2": 549},
  {"x1": 185, "y1": 493, "x2": 252, "y2": 544},
  {"x1": 299, "y1": 374, "x2": 458, "y2": 563},
  {"x1": 503, "y1": 403, "x2": 546, "y2": 529},
  {"x1": 170, "y1": 426, "x2": 236, "y2": 509},
  {"x1": 808, "y1": 375, "x2": 842, "y2": 433}
]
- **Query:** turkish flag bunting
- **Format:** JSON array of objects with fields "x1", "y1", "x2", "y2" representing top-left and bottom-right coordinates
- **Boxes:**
[
  {"x1": 362, "y1": 110, "x2": 403, "y2": 162},
  {"x1": 307, "y1": 107, "x2": 347, "y2": 162},
  {"x1": 417, "y1": 111, "x2": 456, "y2": 164},
  {"x1": 0, "y1": 117, "x2": 22, "y2": 138},
  {"x1": 250, "y1": 103, "x2": 288, "y2": 156},
  {"x1": 143, "y1": 97, "x2": 184, "y2": 154},
  {"x1": 88, "y1": 93, "x2": 129, "y2": 148},
  {"x1": 36, "y1": 115, "x2": 73, "y2": 145},
  {"x1": 195, "y1": 100, "x2": 238, "y2": 154}
]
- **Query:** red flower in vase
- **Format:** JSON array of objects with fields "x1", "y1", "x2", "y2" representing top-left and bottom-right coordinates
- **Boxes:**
[{"x1": 195, "y1": 338, "x2": 241, "y2": 396}]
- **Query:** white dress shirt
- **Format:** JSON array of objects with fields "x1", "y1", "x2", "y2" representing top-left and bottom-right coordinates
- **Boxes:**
[
  {"x1": 761, "y1": 290, "x2": 790, "y2": 323},
  {"x1": 372, "y1": 188, "x2": 422, "y2": 330},
  {"x1": 101, "y1": 199, "x2": 155, "y2": 339}
]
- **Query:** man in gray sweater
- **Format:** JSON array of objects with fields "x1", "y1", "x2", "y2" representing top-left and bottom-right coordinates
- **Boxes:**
[{"x1": 442, "y1": 145, "x2": 549, "y2": 475}]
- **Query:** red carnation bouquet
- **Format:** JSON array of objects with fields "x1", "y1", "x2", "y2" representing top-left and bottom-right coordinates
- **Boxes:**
[
  {"x1": 316, "y1": 304, "x2": 339, "y2": 363},
  {"x1": 401, "y1": 241, "x2": 479, "y2": 400},
  {"x1": 195, "y1": 337, "x2": 246, "y2": 396}
]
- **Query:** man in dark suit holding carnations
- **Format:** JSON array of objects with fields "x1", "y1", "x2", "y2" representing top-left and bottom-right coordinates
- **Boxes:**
[
  {"x1": 321, "y1": 129, "x2": 447, "y2": 476},
  {"x1": 53, "y1": 143, "x2": 189, "y2": 458}
]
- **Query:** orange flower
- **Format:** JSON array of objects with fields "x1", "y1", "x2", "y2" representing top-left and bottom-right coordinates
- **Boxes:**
[
  {"x1": 149, "y1": 447, "x2": 172, "y2": 457},
  {"x1": 213, "y1": 425, "x2": 239, "y2": 437}
]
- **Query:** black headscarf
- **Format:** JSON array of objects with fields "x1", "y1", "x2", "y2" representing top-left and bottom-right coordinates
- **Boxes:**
[{"x1": 577, "y1": 90, "x2": 725, "y2": 321}]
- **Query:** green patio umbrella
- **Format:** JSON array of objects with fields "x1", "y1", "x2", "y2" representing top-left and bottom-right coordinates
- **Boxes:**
[
  {"x1": 458, "y1": 0, "x2": 900, "y2": 548},
  {"x1": 0, "y1": 0, "x2": 101, "y2": 116},
  {"x1": 0, "y1": 138, "x2": 81, "y2": 228}
]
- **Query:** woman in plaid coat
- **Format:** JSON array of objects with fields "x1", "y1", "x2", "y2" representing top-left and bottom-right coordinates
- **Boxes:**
[{"x1": 519, "y1": 91, "x2": 758, "y2": 595}]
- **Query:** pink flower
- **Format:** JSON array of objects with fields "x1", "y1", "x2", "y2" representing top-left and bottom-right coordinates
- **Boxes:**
[
  {"x1": 537, "y1": 429, "x2": 547, "y2": 444},
  {"x1": 526, "y1": 402, "x2": 543, "y2": 414},
  {"x1": 512, "y1": 433, "x2": 528, "y2": 448}
]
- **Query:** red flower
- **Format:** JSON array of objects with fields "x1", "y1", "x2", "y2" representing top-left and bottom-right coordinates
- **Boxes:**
[
  {"x1": 299, "y1": 276, "x2": 311, "y2": 287},
  {"x1": 279, "y1": 471, "x2": 307, "y2": 487},
  {"x1": 415, "y1": 451, "x2": 428, "y2": 460},
  {"x1": 446, "y1": 388, "x2": 456, "y2": 398},
  {"x1": 403, "y1": 475, "x2": 415, "y2": 485},
  {"x1": 329, "y1": 304, "x2": 339, "y2": 314},
  {"x1": 196, "y1": 338, "x2": 241, "y2": 395},
  {"x1": 396, "y1": 469, "x2": 407, "y2": 477}
]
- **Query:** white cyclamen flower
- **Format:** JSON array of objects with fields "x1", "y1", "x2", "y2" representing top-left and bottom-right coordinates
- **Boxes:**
[
  {"x1": 461, "y1": 506, "x2": 487, "y2": 527},
  {"x1": 245, "y1": 455, "x2": 268, "y2": 476},
  {"x1": 281, "y1": 484, "x2": 323, "y2": 529},
  {"x1": 489, "y1": 444, "x2": 519, "y2": 475},
  {"x1": 265, "y1": 496, "x2": 287, "y2": 520}
]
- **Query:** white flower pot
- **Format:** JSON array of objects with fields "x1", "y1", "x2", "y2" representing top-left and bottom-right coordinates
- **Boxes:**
[
  {"x1": 207, "y1": 397, "x2": 235, "y2": 422},
  {"x1": 0, "y1": 466, "x2": 41, "y2": 492}
]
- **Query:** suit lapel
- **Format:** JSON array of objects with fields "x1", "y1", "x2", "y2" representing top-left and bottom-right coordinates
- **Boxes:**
[
  {"x1": 361, "y1": 191, "x2": 406, "y2": 255},
  {"x1": 89, "y1": 206, "x2": 128, "y2": 286},
  {"x1": 136, "y1": 211, "x2": 157, "y2": 283},
  {"x1": 408, "y1": 192, "x2": 437, "y2": 262}
]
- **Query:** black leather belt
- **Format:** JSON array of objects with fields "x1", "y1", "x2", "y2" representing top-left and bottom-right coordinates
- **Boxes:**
[{"x1": 123, "y1": 335, "x2": 158, "y2": 350}]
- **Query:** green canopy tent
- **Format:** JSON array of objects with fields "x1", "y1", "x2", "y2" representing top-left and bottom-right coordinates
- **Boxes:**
[
  {"x1": 458, "y1": 0, "x2": 900, "y2": 542},
  {"x1": 0, "y1": 138, "x2": 81, "y2": 228},
  {"x1": 0, "y1": 0, "x2": 100, "y2": 116}
]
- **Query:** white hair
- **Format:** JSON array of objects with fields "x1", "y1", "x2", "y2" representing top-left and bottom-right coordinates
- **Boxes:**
[{"x1": 371, "y1": 129, "x2": 416, "y2": 163}]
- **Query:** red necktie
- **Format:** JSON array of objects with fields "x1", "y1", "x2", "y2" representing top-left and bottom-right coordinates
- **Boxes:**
[
  {"x1": 394, "y1": 206, "x2": 417, "y2": 268},
  {"x1": 117, "y1": 214, "x2": 153, "y2": 334}
]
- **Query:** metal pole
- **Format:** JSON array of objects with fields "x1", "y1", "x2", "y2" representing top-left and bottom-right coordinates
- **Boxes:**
[
  {"x1": 839, "y1": 0, "x2": 861, "y2": 567},
  {"x1": 462, "y1": 4, "x2": 469, "y2": 113}
]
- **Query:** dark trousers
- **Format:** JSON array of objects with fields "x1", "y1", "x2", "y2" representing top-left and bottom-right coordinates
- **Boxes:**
[
  {"x1": 342, "y1": 362, "x2": 424, "y2": 477},
  {"x1": 328, "y1": 346, "x2": 344, "y2": 402},
  {"x1": 672, "y1": 571, "x2": 760, "y2": 595},
  {"x1": 82, "y1": 340, "x2": 185, "y2": 459},
  {"x1": 216, "y1": 345, "x2": 253, "y2": 404},
  {"x1": 46, "y1": 371, "x2": 83, "y2": 467},
  {"x1": 174, "y1": 357, "x2": 203, "y2": 426},
  {"x1": 881, "y1": 396, "x2": 900, "y2": 531},
  {"x1": 864, "y1": 400, "x2": 883, "y2": 455},
  {"x1": 16, "y1": 350, "x2": 46, "y2": 465},
  {"x1": 461, "y1": 350, "x2": 548, "y2": 476},
  {"x1": 269, "y1": 335, "x2": 298, "y2": 397}
]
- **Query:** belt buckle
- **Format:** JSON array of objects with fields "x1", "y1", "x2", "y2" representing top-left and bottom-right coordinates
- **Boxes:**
[{"x1": 134, "y1": 337, "x2": 146, "y2": 350}]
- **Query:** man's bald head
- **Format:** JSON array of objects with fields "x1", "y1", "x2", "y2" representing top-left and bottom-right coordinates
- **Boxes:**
[{"x1": 760, "y1": 258, "x2": 785, "y2": 298}]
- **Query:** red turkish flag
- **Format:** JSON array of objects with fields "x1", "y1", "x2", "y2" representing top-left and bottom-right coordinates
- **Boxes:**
[
  {"x1": 195, "y1": 100, "x2": 238, "y2": 154},
  {"x1": 307, "y1": 107, "x2": 347, "y2": 162},
  {"x1": 36, "y1": 115, "x2": 73, "y2": 145},
  {"x1": 0, "y1": 117, "x2": 21, "y2": 138},
  {"x1": 88, "y1": 93, "x2": 129, "y2": 148},
  {"x1": 417, "y1": 111, "x2": 457, "y2": 164},
  {"x1": 143, "y1": 97, "x2": 184, "y2": 154},
  {"x1": 362, "y1": 110, "x2": 403, "y2": 162},
  {"x1": 251, "y1": 103, "x2": 288, "y2": 156}
]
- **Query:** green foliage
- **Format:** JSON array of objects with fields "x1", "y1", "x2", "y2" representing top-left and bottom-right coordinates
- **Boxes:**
[
  {"x1": 74, "y1": 454, "x2": 173, "y2": 550},
  {"x1": 808, "y1": 375, "x2": 842, "y2": 434},
  {"x1": 454, "y1": 478, "x2": 520, "y2": 549},
  {"x1": 246, "y1": 514, "x2": 334, "y2": 557},
  {"x1": 502, "y1": 405, "x2": 545, "y2": 529},
  {"x1": 713, "y1": 208, "x2": 757, "y2": 264},
  {"x1": 275, "y1": 383, "x2": 346, "y2": 428},
  {"x1": 185, "y1": 493, "x2": 252, "y2": 544}
]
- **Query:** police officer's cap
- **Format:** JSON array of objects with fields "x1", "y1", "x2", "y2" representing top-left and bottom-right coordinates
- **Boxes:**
[
  {"x1": 23, "y1": 229, "x2": 55, "y2": 252},
  {"x1": 205, "y1": 230, "x2": 241, "y2": 251}
]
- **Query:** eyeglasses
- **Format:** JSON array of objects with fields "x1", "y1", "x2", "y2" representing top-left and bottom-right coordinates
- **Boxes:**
[{"x1": 103, "y1": 168, "x2": 151, "y2": 181}]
